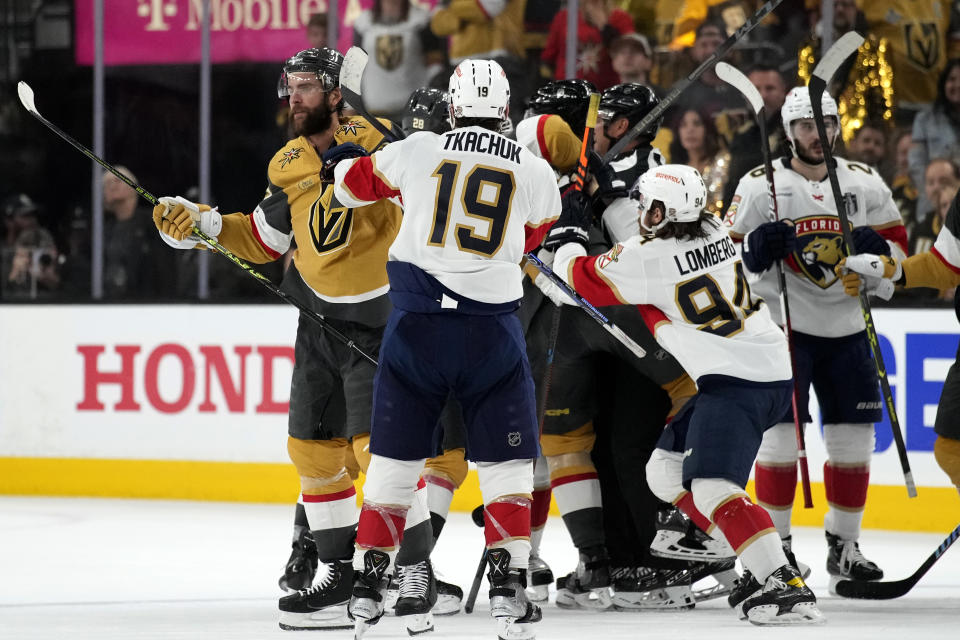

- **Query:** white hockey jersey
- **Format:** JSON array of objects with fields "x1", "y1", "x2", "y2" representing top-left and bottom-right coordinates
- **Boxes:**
[
  {"x1": 727, "y1": 157, "x2": 906, "y2": 338},
  {"x1": 335, "y1": 127, "x2": 561, "y2": 304},
  {"x1": 554, "y1": 220, "x2": 792, "y2": 383}
]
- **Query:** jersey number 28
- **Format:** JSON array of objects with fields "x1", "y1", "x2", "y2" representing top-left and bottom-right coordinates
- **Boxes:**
[{"x1": 428, "y1": 160, "x2": 515, "y2": 257}]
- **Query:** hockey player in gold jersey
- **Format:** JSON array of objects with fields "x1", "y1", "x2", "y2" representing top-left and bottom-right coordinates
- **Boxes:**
[{"x1": 152, "y1": 48, "x2": 463, "y2": 632}]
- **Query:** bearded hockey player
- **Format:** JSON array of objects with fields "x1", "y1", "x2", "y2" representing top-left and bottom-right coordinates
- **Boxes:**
[{"x1": 725, "y1": 86, "x2": 908, "y2": 595}]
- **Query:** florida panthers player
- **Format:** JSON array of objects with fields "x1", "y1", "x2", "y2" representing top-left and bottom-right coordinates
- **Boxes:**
[
  {"x1": 332, "y1": 59, "x2": 560, "y2": 639},
  {"x1": 547, "y1": 163, "x2": 823, "y2": 625},
  {"x1": 725, "y1": 87, "x2": 908, "y2": 595}
]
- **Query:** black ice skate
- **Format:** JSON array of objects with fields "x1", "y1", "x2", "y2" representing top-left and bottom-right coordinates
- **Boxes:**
[
  {"x1": 742, "y1": 564, "x2": 825, "y2": 626},
  {"x1": 727, "y1": 569, "x2": 761, "y2": 619},
  {"x1": 487, "y1": 549, "x2": 542, "y2": 640},
  {"x1": 350, "y1": 550, "x2": 391, "y2": 638},
  {"x1": 554, "y1": 545, "x2": 612, "y2": 610},
  {"x1": 609, "y1": 565, "x2": 695, "y2": 610},
  {"x1": 278, "y1": 559, "x2": 353, "y2": 630},
  {"x1": 826, "y1": 531, "x2": 884, "y2": 593},
  {"x1": 650, "y1": 508, "x2": 736, "y2": 562},
  {"x1": 434, "y1": 578, "x2": 464, "y2": 615},
  {"x1": 782, "y1": 534, "x2": 811, "y2": 579},
  {"x1": 526, "y1": 554, "x2": 553, "y2": 602},
  {"x1": 278, "y1": 527, "x2": 319, "y2": 593},
  {"x1": 395, "y1": 559, "x2": 438, "y2": 635},
  {"x1": 685, "y1": 558, "x2": 740, "y2": 602}
]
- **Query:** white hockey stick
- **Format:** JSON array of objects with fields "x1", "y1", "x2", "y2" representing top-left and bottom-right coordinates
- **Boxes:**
[
  {"x1": 340, "y1": 46, "x2": 404, "y2": 142},
  {"x1": 808, "y1": 32, "x2": 917, "y2": 497},
  {"x1": 716, "y1": 62, "x2": 813, "y2": 509}
]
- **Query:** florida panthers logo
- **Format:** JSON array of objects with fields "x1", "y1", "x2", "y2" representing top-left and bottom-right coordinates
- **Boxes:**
[{"x1": 792, "y1": 215, "x2": 845, "y2": 288}]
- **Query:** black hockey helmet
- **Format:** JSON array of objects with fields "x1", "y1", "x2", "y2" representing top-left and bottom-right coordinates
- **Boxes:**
[
  {"x1": 401, "y1": 87, "x2": 451, "y2": 135},
  {"x1": 525, "y1": 79, "x2": 597, "y2": 133},
  {"x1": 278, "y1": 47, "x2": 344, "y2": 97},
  {"x1": 598, "y1": 83, "x2": 661, "y2": 148}
]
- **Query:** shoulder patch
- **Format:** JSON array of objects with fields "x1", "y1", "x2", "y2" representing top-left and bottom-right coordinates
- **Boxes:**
[
  {"x1": 597, "y1": 243, "x2": 624, "y2": 269},
  {"x1": 337, "y1": 119, "x2": 367, "y2": 137},
  {"x1": 278, "y1": 146, "x2": 304, "y2": 169}
]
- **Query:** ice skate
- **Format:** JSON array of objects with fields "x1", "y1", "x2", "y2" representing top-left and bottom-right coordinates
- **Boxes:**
[
  {"x1": 350, "y1": 550, "x2": 391, "y2": 638},
  {"x1": 487, "y1": 549, "x2": 542, "y2": 640},
  {"x1": 727, "y1": 569, "x2": 761, "y2": 619},
  {"x1": 278, "y1": 559, "x2": 353, "y2": 630},
  {"x1": 609, "y1": 565, "x2": 695, "y2": 611},
  {"x1": 742, "y1": 564, "x2": 825, "y2": 626},
  {"x1": 278, "y1": 527, "x2": 319, "y2": 593},
  {"x1": 553, "y1": 546, "x2": 612, "y2": 610},
  {"x1": 826, "y1": 531, "x2": 884, "y2": 594},
  {"x1": 434, "y1": 578, "x2": 463, "y2": 615},
  {"x1": 782, "y1": 534, "x2": 811, "y2": 579},
  {"x1": 526, "y1": 554, "x2": 553, "y2": 602},
  {"x1": 395, "y1": 559, "x2": 438, "y2": 635},
  {"x1": 650, "y1": 508, "x2": 736, "y2": 562}
]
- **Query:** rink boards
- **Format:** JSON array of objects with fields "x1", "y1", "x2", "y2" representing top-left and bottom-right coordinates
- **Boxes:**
[{"x1": 0, "y1": 304, "x2": 957, "y2": 532}]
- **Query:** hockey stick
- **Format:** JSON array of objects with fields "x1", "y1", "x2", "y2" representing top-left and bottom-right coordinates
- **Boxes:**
[
  {"x1": 808, "y1": 32, "x2": 917, "y2": 497},
  {"x1": 716, "y1": 63, "x2": 813, "y2": 509},
  {"x1": 340, "y1": 47, "x2": 405, "y2": 143},
  {"x1": 834, "y1": 523, "x2": 960, "y2": 599},
  {"x1": 602, "y1": 0, "x2": 785, "y2": 163},
  {"x1": 464, "y1": 505, "x2": 487, "y2": 614},
  {"x1": 525, "y1": 252, "x2": 646, "y2": 360},
  {"x1": 17, "y1": 81, "x2": 378, "y2": 367},
  {"x1": 536, "y1": 93, "x2": 602, "y2": 433}
]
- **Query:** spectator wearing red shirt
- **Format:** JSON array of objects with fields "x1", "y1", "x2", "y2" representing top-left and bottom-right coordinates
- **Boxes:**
[{"x1": 541, "y1": 0, "x2": 634, "y2": 90}]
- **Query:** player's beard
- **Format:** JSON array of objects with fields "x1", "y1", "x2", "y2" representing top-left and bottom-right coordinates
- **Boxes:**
[
  {"x1": 291, "y1": 100, "x2": 334, "y2": 137},
  {"x1": 793, "y1": 136, "x2": 828, "y2": 167}
]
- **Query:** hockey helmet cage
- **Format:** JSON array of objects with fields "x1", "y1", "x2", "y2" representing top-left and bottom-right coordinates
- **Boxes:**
[
  {"x1": 781, "y1": 86, "x2": 839, "y2": 147},
  {"x1": 598, "y1": 83, "x2": 661, "y2": 147},
  {"x1": 278, "y1": 47, "x2": 344, "y2": 97},
  {"x1": 631, "y1": 164, "x2": 707, "y2": 232},
  {"x1": 401, "y1": 87, "x2": 451, "y2": 135},
  {"x1": 448, "y1": 59, "x2": 511, "y2": 122},
  {"x1": 525, "y1": 79, "x2": 597, "y2": 133}
]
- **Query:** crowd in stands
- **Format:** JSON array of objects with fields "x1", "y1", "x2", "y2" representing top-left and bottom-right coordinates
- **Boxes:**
[{"x1": 3, "y1": 0, "x2": 960, "y2": 305}]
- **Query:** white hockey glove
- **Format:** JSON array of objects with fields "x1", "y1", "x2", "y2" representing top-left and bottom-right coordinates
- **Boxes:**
[
  {"x1": 534, "y1": 272, "x2": 575, "y2": 307},
  {"x1": 835, "y1": 254, "x2": 901, "y2": 299},
  {"x1": 152, "y1": 196, "x2": 222, "y2": 250}
]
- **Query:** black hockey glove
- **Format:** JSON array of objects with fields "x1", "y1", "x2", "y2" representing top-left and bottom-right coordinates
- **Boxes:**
[
  {"x1": 742, "y1": 220, "x2": 797, "y2": 273},
  {"x1": 587, "y1": 151, "x2": 629, "y2": 201},
  {"x1": 320, "y1": 142, "x2": 369, "y2": 182},
  {"x1": 851, "y1": 226, "x2": 891, "y2": 256},
  {"x1": 543, "y1": 189, "x2": 591, "y2": 252}
]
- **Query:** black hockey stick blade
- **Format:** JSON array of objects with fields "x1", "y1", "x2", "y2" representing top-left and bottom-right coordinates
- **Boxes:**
[
  {"x1": 340, "y1": 46, "x2": 404, "y2": 143},
  {"x1": 602, "y1": 0, "x2": 784, "y2": 164},
  {"x1": 834, "y1": 523, "x2": 960, "y2": 599},
  {"x1": 464, "y1": 548, "x2": 488, "y2": 613}
]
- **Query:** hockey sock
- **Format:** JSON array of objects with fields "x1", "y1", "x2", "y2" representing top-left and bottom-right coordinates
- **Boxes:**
[
  {"x1": 423, "y1": 472, "x2": 455, "y2": 544},
  {"x1": 293, "y1": 499, "x2": 309, "y2": 539},
  {"x1": 675, "y1": 491, "x2": 717, "y2": 535},
  {"x1": 823, "y1": 461, "x2": 869, "y2": 540},
  {"x1": 754, "y1": 461, "x2": 797, "y2": 537},
  {"x1": 478, "y1": 460, "x2": 534, "y2": 570},
  {"x1": 548, "y1": 453, "x2": 605, "y2": 549},
  {"x1": 711, "y1": 495, "x2": 786, "y2": 582},
  {"x1": 530, "y1": 486, "x2": 552, "y2": 556},
  {"x1": 396, "y1": 478, "x2": 433, "y2": 566}
]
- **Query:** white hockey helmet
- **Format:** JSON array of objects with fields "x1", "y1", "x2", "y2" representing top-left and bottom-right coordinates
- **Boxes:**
[
  {"x1": 631, "y1": 164, "x2": 707, "y2": 232},
  {"x1": 448, "y1": 59, "x2": 511, "y2": 123},
  {"x1": 781, "y1": 85, "x2": 839, "y2": 147}
]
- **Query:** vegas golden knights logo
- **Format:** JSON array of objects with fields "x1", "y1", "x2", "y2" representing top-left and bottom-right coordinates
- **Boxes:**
[
  {"x1": 904, "y1": 22, "x2": 939, "y2": 70},
  {"x1": 308, "y1": 196, "x2": 353, "y2": 255},
  {"x1": 376, "y1": 35, "x2": 404, "y2": 71}
]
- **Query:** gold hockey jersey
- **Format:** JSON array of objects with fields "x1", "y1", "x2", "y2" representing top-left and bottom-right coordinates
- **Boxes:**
[{"x1": 216, "y1": 116, "x2": 402, "y2": 326}]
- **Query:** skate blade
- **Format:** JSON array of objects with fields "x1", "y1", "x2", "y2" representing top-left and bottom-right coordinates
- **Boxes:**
[
  {"x1": 496, "y1": 617, "x2": 536, "y2": 640},
  {"x1": 279, "y1": 605, "x2": 353, "y2": 630},
  {"x1": 404, "y1": 612, "x2": 435, "y2": 635},
  {"x1": 747, "y1": 602, "x2": 826, "y2": 626},
  {"x1": 611, "y1": 586, "x2": 695, "y2": 611},
  {"x1": 432, "y1": 593, "x2": 462, "y2": 616},
  {"x1": 650, "y1": 531, "x2": 736, "y2": 562},
  {"x1": 525, "y1": 584, "x2": 550, "y2": 602},
  {"x1": 693, "y1": 569, "x2": 739, "y2": 602}
]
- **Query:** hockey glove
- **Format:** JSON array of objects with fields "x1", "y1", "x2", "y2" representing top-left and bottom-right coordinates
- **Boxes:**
[
  {"x1": 741, "y1": 220, "x2": 797, "y2": 273},
  {"x1": 153, "y1": 196, "x2": 221, "y2": 249},
  {"x1": 320, "y1": 142, "x2": 369, "y2": 182},
  {"x1": 534, "y1": 272, "x2": 575, "y2": 306},
  {"x1": 543, "y1": 189, "x2": 591, "y2": 252},
  {"x1": 838, "y1": 270, "x2": 896, "y2": 300},
  {"x1": 851, "y1": 226, "x2": 892, "y2": 256},
  {"x1": 835, "y1": 254, "x2": 903, "y2": 298},
  {"x1": 587, "y1": 151, "x2": 629, "y2": 201}
]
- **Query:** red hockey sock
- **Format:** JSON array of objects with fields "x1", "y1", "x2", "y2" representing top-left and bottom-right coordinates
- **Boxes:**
[
  {"x1": 675, "y1": 491, "x2": 714, "y2": 533},
  {"x1": 710, "y1": 496, "x2": 777, "y2": 552},
  {"x1": 754, "y1": 461, "x2": 797, "y2": 509}
]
